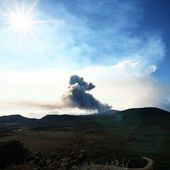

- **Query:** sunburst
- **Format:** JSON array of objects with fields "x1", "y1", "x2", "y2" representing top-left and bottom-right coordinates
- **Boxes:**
[{"x1": 0, "y1": 0, "x2": 52, "y2": 42}]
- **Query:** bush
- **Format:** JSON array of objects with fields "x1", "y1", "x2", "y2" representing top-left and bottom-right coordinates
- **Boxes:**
[{"x1": 0, "y1": 140, "x2": 29, "y2": 168}]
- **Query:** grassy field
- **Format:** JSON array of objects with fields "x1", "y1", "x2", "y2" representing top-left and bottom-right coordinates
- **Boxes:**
[
  {"x1": 1, "y1": 126, "x2": 169, "y2": 169},
  {"x1": 0, "y1": 130, "x2": 79, "y2": 152},
  {"x1": 0, "y1": 108, "x2": 170, "y2": 169}
]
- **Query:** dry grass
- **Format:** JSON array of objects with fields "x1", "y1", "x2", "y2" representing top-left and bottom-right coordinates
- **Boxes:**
[
  {"x1": 4, "y1": 165, "x2": 128, "y2": 170},
  {"x1": 72, "y1": 162, "x2": 129, "y2": 170}
]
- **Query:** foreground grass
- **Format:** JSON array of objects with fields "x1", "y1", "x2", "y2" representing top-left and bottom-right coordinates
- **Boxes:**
[{"x1": 5, "y1": 164, "x2": 129, "y2": 170}]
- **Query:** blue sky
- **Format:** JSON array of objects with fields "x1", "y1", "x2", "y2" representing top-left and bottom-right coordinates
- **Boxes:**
[
  {"x1": 141, "y1": 0, "x2": 170, "y2": 83},
  {"x1": 0, "y1": 0, "x2": 169, "y2": 117},
  {"x1": 0, "y1": 0, "x2": 167, "y2": 69}
]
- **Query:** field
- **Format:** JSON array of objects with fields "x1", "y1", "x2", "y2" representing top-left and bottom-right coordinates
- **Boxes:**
[{"x1": 0, "y1": 108, "x2": 170, "y2": 169}]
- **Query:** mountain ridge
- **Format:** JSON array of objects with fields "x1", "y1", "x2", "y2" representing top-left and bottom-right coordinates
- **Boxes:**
[
  {"x1": 0, "y1": 107, "x2": 168, "y2": 121},
  {"x1": 0, "y1": 107, "x2": 169, "y2": 126}
]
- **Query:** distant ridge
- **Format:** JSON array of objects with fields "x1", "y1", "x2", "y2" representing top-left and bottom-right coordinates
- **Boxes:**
[
  {"x1": 0, "y1": 107, "x2": 169, "y2": 126},
  {"x1": 121, "y1": 107, "x2": 170, "y2": 119},
  {"x1": 123, "y1": 107, "x2": 169, "y2": 113},
  {"x1": 0, "y1": 114, "x2": 37, "y2": 125},
  {"x1": 40, "y1": 114, "x2": 78, "y2": 123}
]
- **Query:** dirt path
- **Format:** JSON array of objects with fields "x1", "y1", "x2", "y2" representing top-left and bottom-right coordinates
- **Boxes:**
[
  {"x1": 130, "y1": 157, "x2": 153, "y2": 170},
  {"x1": 93, "y1": 157, "x2": 153, "y2": 170}
]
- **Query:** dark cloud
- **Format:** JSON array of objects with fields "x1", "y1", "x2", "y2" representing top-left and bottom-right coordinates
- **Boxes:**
[
  {"x1": 69, "y1": 75, "x2": 95, "y2": 91},
  {"x1": 63, "y1": 75, "x2": 111, "y2": 112}
]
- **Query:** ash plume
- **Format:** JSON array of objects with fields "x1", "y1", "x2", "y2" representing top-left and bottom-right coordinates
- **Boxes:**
[
  {"x1": 13, "y1": 75, "x2": 111, "y2": 113},
  {"x1": 63, "y1": 75, "x2": 111, "y2": 112}
]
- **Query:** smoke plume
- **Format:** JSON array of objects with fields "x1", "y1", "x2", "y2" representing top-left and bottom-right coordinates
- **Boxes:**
[
  {"x1": 9, "y1": 75, "x2": 111, "y2": 113},
  {"x1": 63, "y1": 75, "x2": 111, "y2": 112}
]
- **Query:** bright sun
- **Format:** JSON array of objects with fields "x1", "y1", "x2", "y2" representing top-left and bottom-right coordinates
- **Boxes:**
[
  {"x1": 0, "y1": 0, "x2": 49, "y2": 41},
  {"x1": 9, "y1": 12, "x2": 33, "y2": 33},
  {"x1": 0, "y1": 0, "x2": 54, "y2": 43}
]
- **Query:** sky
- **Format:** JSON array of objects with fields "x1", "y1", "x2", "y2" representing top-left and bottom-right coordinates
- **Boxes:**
[{"x1": 0, "y1": 0, "x2": 169, "y2": 117}]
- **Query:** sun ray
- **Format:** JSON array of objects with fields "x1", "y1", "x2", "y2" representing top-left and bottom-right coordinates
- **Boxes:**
[
  {"x1": 21, "y1": 0, "x2": 25, "y2": 14},
  {"x1": 1, "y1": 0, "x2": 14, "y2": 15},
  {"x1": 26, "y1": 0, "x2": 39, "y2": 17},
  {"x1": 1, "y1": 0, "x2": 36, "y2": 34},
  {"x1": 0, "y1": 0, "x2": 54, "y2": 43},
  {"x1": 0, "y1": 26, "x2": 13, "y2": 35},
  {"x1": 31, "y1": 19, "x2": 57, "y2": 24}
]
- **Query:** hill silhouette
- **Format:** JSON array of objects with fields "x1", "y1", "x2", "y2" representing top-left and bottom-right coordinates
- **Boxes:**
[{"x1": 0, "y1": 107, "x2": 169, "y2": 128}]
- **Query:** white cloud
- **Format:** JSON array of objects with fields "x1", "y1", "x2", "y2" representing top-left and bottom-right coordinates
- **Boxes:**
[
  {"x1": 0, "y1": 59, "x2": 169, "y2": 117},
  {"x1": 80, "y1": 60, "x2": 169, "y2": 110}
]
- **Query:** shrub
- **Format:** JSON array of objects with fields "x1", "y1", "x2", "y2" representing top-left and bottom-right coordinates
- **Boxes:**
[{"x1": 0, "y1": 140, "x2": 29, "y2": 168}]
